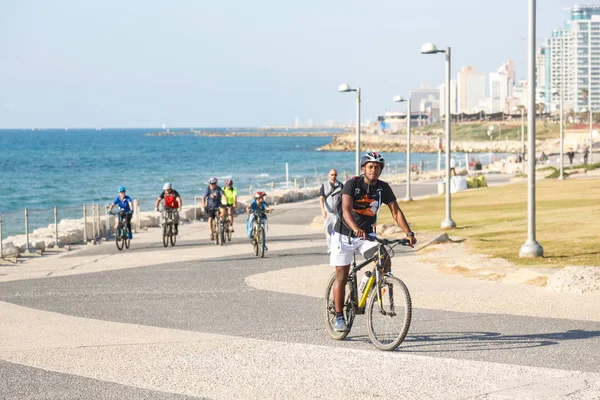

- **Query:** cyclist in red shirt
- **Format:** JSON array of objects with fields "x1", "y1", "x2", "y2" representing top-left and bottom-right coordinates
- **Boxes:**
[{"x1": 154, "y1": 182, "x2": 182, "y2": 235}]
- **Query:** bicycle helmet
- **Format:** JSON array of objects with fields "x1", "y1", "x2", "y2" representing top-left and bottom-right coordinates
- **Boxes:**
[
  {"x1": 209, "y1": 177, "x2": 218, "y2": 184},
  {"x1": 226, "y1": 179, "x2": 233, "y2": 186},
  {"x1": 163, "y1": 182, "x2": 172, "y2": 190},
  {"x1": 360, "y1": 152, "x2": 385, "y2": 169},
  {"x1": 118, "y1": 186, "x2": 126, "y2": 193},
  {"x1": 253, "y1": 191, "x2": 266, "y2": 199}
]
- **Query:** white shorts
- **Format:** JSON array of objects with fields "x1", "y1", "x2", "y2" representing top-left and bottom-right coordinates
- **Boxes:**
[{"x1": 329, "y1": 231, "x2": 378, "y2": 266}]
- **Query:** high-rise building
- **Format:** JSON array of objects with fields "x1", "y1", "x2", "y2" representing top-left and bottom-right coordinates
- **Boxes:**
[
  {"x1": 409, "y1": 86, "x2": 439, "y2": 112},
  {"x1": 541, "y1": 5, "x2": 600, "y2": 112},
  {"x1": 489, "y1": 61, "x2": 515, "y2": 113},
  {"x1": 457, "y1": 66, "x2": 486, "y2": 113},
  {"x1": 438, "y1": 80, "x2": 458, "y2": 116}
]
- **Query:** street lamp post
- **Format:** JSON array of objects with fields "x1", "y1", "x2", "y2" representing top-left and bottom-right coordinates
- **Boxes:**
[
  {"x1": 338, "y1": 84, "x2": 361, "y2": 176},
  {"x1": 393, "y1": 95, "x2": 412, "y2": 201},
  {"x1": 552, "y1": 88, "x2": 565, "y2": 180},
  {"x1": 519, "y1": 0, "x2": 543, "y2": 258},
  {"x1": 487, "y1": 126, "x2": 494, "y2": 164},
  {"x1": 421, "y1": 42, "x2": 456, "y2": 230}
]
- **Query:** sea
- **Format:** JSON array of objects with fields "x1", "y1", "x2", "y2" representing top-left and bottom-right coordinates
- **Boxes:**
[{"x1": 0, "y1": 127, "x2": 498, "y2": 238}]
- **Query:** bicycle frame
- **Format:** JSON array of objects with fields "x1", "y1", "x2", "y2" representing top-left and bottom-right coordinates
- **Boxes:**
[{"x1": 352, "y1": 242, "x2": 395, "y2": 312}]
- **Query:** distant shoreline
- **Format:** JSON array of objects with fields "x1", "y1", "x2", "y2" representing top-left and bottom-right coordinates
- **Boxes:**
[{"x1": 146, "y1": 129, "x2": 349, "y2": 137}]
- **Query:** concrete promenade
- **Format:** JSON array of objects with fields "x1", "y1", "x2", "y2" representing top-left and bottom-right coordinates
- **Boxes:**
[{"x1": 1, "y1": 179, "x2": 599, "y2": 399}]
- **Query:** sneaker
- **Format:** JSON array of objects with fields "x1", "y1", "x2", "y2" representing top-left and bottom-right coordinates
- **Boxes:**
[
  {"x1": 128, "y1": 232, "x2": 133, "y2": 240},
  {"x1": 264, "y1": 245, "x2": 268, "y2": 251},
  {"x1": 333, "y1": 316, "x2": 349, "y2": 332},
  {"x1": 174, "y1": 228, "x2": 178, "y2": 235}
]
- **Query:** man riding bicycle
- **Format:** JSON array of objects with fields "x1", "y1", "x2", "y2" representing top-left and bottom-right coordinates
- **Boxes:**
[
  {"x1": 223, "y1": 179, "x2": 238, "y2": 232},
  {"x1": 154, "y1": 182, "x2": 182, "y2": 235},
  {"x1": 330, "y1": 152, "x2": 417, "y2": 332},
  {"x1": 108, "y1": 186, "x2": 134, "y2": 239},
  {"x1": 245, "y1": 191, "x2": 272, "y2": 249},
  {"x1": 202, "y1": 177, "x2": 225, "y2": 240}
]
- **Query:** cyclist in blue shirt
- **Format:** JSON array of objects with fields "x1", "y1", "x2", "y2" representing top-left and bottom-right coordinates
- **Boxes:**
[
  {"x1": 245, "y1": 191, "x2": 273, "y2": 248},
  {"x1": 108, "y1": 186, "x2": 134, "y2": 239},
  {"x1": 202, "y1": 177, "x2": 225, "y2": 240}
]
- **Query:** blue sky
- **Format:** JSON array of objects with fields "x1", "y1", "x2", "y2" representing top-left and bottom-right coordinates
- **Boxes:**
[{"x1": 0, "y1": 1, "x2": 580, "y2": 128}]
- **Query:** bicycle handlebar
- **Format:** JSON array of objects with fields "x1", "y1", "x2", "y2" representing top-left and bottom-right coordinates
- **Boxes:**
[{"x1": 366, "y1": 236, "x2": 412, "y2": 247}]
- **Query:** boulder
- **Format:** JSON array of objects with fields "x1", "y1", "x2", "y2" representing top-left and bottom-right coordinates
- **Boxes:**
[{"x1": 1, "y1": 241, "x2": 19, "y2": 257}]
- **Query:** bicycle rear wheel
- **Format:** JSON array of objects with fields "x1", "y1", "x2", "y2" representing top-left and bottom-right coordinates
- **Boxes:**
[
  {"x1": 170, "y1": 225, "x2": 176, "y2": 246},
  {"x1": 323, "y1": 272, "x2": 355, "y2": 341},
  {"x1": 124, "y1": 229, "x2": 131, "y2": 249},
  {"x1": 116, "y1": 226, "x2": 124, "y2": 251},
  {"x1": 366, "y1": 275, "x2": 412, "y2": 351},
  {"x1": 258, "y1": 226, "x2": 265, "y2": 258},
  {"x1": 162, "y1": 224, "x2": 168, "y2": 247}
]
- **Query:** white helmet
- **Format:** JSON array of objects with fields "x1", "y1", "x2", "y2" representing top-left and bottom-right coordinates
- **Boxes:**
[{"x1": 163, "y1": 182, "x2": 172, "y2": 190}]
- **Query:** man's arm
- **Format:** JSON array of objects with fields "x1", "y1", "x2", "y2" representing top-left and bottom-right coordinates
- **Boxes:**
[
  {"x1": 154, "y1": 196, "x2": 162, "y2": 211},
  {"x1": 341, "y1": 194, "x2": 364, "y2": 239},
  {"x1": 387, "y1": 201, "x2": 416, "y2": 245},
  {"x1": 319, "y1": 196, "x2": 327, "y2": 218}
]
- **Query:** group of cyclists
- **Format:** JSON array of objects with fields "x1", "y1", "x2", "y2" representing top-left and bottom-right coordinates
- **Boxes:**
[{"x1": 108, "y1": 177, "x2": 272, "y2": 248}]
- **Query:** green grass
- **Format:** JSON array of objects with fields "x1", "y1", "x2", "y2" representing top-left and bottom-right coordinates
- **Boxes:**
[
  {"x1": 412, "y1": 121, "x2": 561, "y2": 141},
  {"x1": 379, "y1": 179, "x2": 600, "y2": 268}
]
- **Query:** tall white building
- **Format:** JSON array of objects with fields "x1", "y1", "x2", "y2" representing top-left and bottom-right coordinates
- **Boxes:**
[
  {"x1": 541, "y1": 5, "x2": 600, "y2": 112},
  {"x1": 489, "y1": 62, "x2": 514, "y2": 113},
  {"x1": 438, "y1": 80, "x2": 458, "y2": 117},
  {"x1": 457, "y1": 66, "x2": 486, "y2": 113}
]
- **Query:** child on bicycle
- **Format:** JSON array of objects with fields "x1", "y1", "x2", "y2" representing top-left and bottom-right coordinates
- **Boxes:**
[
  {"x1": 245, "y1": 191, "x2": 272, "y2": 242},
  {"x1": 108, "y1": 186, "x2": 134, "y2": 239}
]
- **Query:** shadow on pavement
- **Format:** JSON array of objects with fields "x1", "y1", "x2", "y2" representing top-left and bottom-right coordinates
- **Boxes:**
[{"x1": 399, "y1": 329, "x2": 600, "y2": 352}]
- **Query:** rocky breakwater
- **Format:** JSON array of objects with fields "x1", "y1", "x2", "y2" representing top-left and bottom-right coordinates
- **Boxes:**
[{"x1": 319, "y1": 133, "x2": 524, "y2": 153}]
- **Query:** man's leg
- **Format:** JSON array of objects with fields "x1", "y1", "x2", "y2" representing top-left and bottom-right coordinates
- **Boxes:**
[
  {"x1": 126, "y1": 214, "x2": 133, "y2": 239},
  {"x1": 208, "y1": 216, "x2": 214, "y2": 238},
  {"x1": 333, "y1": 265, "x2": 350, "y2": 332},
  {"x1": 174, "y1": 210, "x2": 179, "y2": 235},
  {"x1": 228, "y1": 207, "x2": 234, "y2": 231}
]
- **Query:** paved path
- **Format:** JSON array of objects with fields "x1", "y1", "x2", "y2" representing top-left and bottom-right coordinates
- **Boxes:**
[{"x1": 1, "y1": 179, "x2": 599, "y2": 399}]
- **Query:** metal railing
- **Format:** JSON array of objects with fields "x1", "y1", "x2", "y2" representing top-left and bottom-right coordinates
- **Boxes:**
[{"x1": 0, "y1": 201, "x2": 140, "y2": 259}]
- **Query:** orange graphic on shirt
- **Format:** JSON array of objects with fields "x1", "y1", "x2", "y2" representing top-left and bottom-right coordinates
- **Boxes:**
[{"x1": 354, "y1": 194, "x2": 378, "y2": 216}]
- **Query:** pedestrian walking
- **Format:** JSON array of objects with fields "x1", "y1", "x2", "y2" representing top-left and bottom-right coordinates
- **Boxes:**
[
  {"x1": 319, "y1": 169, "x2": 343, "y2": 254},
  {"x1": 583, "y1": 146, "x2": 589, "y2": 165},
  {"x1": 567, "y1": 149, "x2": 575, "y2": 165}
]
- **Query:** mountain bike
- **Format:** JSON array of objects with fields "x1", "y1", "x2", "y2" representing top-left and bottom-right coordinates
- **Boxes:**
[
  {"x1": 250, "y1": 209, "x2": 270, "y2": 258},
  {"x1": 324, "y1": 236, "x2": 412, "y2": 351},
  {"x1": 160, "y1": 206, "x2": 178, "y2": 247},
  {"x1": 110, "y1": 210, "x2": 132, "y2": 251}
]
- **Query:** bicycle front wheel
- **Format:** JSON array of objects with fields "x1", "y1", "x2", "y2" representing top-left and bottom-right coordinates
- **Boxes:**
[
  {"x1": 258, "y1": 226, "x2": 265, "y2": 258},
  {"x1": 323, "y1": 272, "x2": 355, "y2": 341},
  {"x1": 162, "y1": 224, "x2": 168, "y2": 247},
  {"x1": 170, "y1": 225, "x2": 176, "y2": 246},
  {"x1": 366, "y1": 276, "x2": 412, "y2": 351},
  {"x1": 213, "y1": 220, "x2": 220, "y2": 245},
  {"x1": 116, "y1": 227, "x2": 124, "y2": 251},
  {"x1": 219, "y1": 222, "x2": 225, "y2": 246}
]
